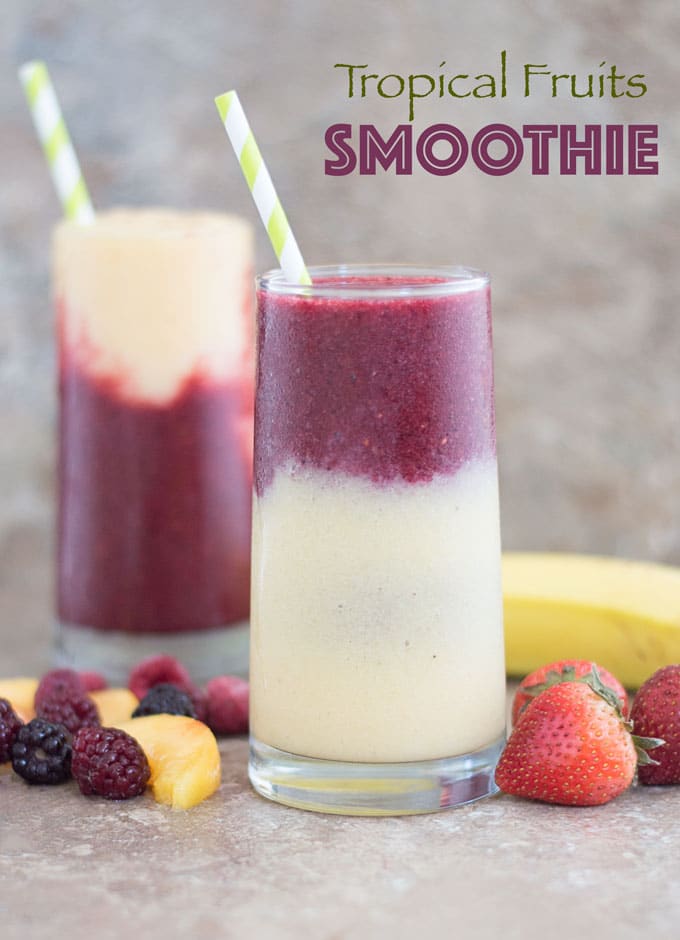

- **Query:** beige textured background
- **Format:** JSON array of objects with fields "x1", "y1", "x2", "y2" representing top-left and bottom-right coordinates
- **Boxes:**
[{"x1": 1, "y1": 0, "x2": 679, "y2": 618}]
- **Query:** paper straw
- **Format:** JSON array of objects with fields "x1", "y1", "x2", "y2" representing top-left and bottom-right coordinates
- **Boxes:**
[
  {"x1": 215, "y1": 91, "x2": 311, "y2": 286},
  {"x1": 18, "y1": 60, "x2": 95, "y2": 223}
]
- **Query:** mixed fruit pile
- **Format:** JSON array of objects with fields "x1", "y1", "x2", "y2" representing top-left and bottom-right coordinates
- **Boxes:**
[
  {"x1": 0, "y1": 654, "x2": 248, "y2": 809},
  {"x1": 496, "y1": 659, "x2": 680, "y2": 805},
  {"x1": 2, "y1": 652, "x2": 679, "y2": 812}
]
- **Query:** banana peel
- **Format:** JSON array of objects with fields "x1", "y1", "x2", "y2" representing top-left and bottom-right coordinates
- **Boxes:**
[{"x1": 503, "y1": 552, "x2": 680, "y2": 689}]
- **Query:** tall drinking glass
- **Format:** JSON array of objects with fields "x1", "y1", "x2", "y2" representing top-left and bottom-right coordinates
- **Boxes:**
[
  {"x1": 249, "y1": 265, "x2": 506, "y2": 815},
  {"x1": 53, "y1": 208, "x2": 254, "y2": 683}
]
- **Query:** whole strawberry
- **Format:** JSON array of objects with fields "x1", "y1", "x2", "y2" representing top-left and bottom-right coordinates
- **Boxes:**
[
  {"x1": 496, "y1": 671, "x2": 662, "y2": 806},
  {"x1": 512, "y1": 659, "x2": 628, "y2": 725},
  {"x1": 631, "y1": 665, "x2": 680, "y2": 785}
]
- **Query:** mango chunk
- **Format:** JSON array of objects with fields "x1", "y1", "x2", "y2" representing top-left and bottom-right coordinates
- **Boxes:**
[
  {"x1": 0, "y1": 678, "x2": 38, "y2": 722},
  {"x1": 116, "y1": 715, "x2": 221, "y2": 809},
  {"x1": 89, "y1": 688, "x2": 139, "y2": 726}
]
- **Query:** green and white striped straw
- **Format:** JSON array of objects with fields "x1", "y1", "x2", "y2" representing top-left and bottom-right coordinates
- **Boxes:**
[
  {"x1": 215, "y1": 91, "x2": 311, "y2": 286},
  {"x1": 18, "y1": 60, "x2": 95, "y2": 223}
]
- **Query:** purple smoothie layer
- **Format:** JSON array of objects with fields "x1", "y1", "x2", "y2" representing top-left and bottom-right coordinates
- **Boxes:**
[
  {"x1": 255, "y1": 276, "x2": 495, "y2": 495},
  {"x1": 58, "y1": 308, "x2": 253, "y2": 633}
]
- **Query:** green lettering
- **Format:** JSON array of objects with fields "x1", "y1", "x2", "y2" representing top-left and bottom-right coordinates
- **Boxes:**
[
  {"x1": 473, "y1": 74, "x2": 496, "y2": 98},
  {"x1": 361, "y1": 73, "x2": 379, "y2": 97},
  {"x1": 407, "y1": 74, "x2": 436, "y2": 121},
  {"x1": 447, "y1": 75, "x2": 471, "y2": 98},
  {"x1": 377, "y1": 74, "x2": 405, "y2": 99},
  {"x1": 626, "y1": 74, "x2": 647, "y2": 98},
  {"x1": 524, "y1": 63, "x2": 550, "y2": 97},
  {"x1": 334, "y1": 63, "x2": 369, "y2": 98}
]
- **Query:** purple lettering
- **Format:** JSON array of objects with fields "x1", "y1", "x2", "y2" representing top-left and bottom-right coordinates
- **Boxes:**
[
  {"x1": 359, "y1": 124, "x2": 413, "y2": 174},
  {"x1": 324, "y1": 124, "x2": 357, "y2": 176},
  {"x1": 628, "y1": 124, "x2": 658, "y2": 175},
  {"x1": 522, "y1": 125, "x2": 558, "y2": 175},
  {"x1": 605, "y1": 125, "x2": 624, "y2": 174},
  {"x1": 472, "y1": 123, "x2": 524, "y2": 176},
  {"x1": 416, "y1": 124, "x2": 468, "y2": 176},
  {"x1": 560, "y1": 125, "x2": 602, "y2": 174}
]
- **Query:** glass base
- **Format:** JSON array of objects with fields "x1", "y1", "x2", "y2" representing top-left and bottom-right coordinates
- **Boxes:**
[
  {"x1": 55, "y1": 619, "x2": 249, "y2": 685},
  {"x1": 248, "y1": 733, "x2": 505, "y2": 816}
]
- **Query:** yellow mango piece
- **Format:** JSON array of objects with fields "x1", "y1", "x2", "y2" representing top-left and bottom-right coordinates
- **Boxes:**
[
  {"x1": 116, "y1": 715, "x2": 221, "y2": 809},
  {"x1": 0, "y1": 678, "x2": 38, "y2": 722},
  {"x1": 89, "y1": 688, "x2": 138, "y2": 726}
]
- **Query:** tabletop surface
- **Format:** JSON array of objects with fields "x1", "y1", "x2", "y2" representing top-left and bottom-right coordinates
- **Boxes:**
[{"x1": 2, "y1": 533, "x2": 679, "y2": 940}]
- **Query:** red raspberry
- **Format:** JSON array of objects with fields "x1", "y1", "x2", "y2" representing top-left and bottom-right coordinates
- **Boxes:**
[
  {"x1": 35, "y1": 669, "x2": 85, "y2": 710},
  {"x1": 79, "y1": 671, "x2": 108, "y2": 692},
  {"x1": 36, "y1": 688, "x2": 100, "y2": 735},
  {"x1": 0, "y1": 698, "x2": 24, "y2": 763},
  {"x1": 72, "y1": 727, "x2": 150, "y2": 799},
  {"x1": 128, "y1": 655, "x2": 194, "y2": 701},
  {"x1": 204, "y1": 676, "x2": 249, "y2": 735}
]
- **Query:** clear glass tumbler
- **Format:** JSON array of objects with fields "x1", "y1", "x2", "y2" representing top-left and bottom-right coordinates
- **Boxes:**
[
  {"x1": 53, "y1": 208, "x2": 254, "y2": 683},
  {"x1": 249, "y1": 264, "x2": 506, "y2": 815}
]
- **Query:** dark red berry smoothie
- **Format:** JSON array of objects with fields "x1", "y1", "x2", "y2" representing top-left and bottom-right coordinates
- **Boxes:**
[
  {"x1": 254, "y1": 272, "x2": 495, "y2": 493},
  {"x1": 250, "y1": 266, "x2": 507, "y2": 764},
  {"x1": 58, "y1": 349, "x2": 252, "y2": 632},
  {"x1": 53, "y1": 209, "x2": 254, "y2": 677}
]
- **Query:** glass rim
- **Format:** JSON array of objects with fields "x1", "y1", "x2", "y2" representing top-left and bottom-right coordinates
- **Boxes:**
[
  {"x1": 53, "y1": 207, "x2": 251, "y2": 241},
  {"x1": 256, "y1": 264, "x2": 489, "y2": 298}
]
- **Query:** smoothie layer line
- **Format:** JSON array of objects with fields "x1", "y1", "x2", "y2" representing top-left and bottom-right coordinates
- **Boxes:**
[{"x1": 255, "y1": 283, "x2": 494, "y2": 495}]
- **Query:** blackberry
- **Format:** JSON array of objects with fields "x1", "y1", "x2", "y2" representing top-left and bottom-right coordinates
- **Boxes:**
[
  {"x1": 11, "y1": 718, "x2": 72, "y2": 784},
  {"x1": 37, "y1": 688, "x2": 100, "y2": 735},
  {"x1": 0, "y1": 698, "x2": 24, "y2": 763},
  {"x1": 132, "y1": 683, "x2": 197, "y2": 718},
  {"x1": 72, "y1": 727, "x2": 150, "y2": 800}
]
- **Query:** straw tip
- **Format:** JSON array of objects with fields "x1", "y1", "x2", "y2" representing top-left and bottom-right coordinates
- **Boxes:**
[
  {"x1": 214, "y1": 91, "x2": 236, "y2": 122},
  {"x1": 18, "y1": 59, "x2": 47, "y2": 82}
]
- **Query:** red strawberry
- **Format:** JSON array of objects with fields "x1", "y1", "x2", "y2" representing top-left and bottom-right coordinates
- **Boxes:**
[
  {"x1": 631, "y1": 665, "x2": 680, "y2": 785},
  {"x1": 512, "y1": 659, "x2": 628, "y2": 725},
  {"x1": 496, "y1": 671, "x2": 662, "y2": 806}
]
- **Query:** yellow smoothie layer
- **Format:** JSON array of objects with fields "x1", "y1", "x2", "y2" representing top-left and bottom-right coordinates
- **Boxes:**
[
  {"x1": 250, "y1": 459, "x2": 506, "y2": 763},
  {"x1": 53, "y1": 208, "x2": 254, "y2": 402}
]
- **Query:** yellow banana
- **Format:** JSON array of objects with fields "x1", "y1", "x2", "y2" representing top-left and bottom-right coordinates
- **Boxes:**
[{"x1": 502, "y1": 552, "x2": 680, "y2": 688}]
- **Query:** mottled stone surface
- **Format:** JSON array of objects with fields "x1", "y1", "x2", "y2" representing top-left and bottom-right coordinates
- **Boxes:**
[{"x1": 2, "y1": 703, "x2": 680, "y2": 939}]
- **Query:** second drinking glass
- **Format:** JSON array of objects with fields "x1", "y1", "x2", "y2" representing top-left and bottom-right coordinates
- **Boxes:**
[{"x1": 54, "y1": 208, "x2": 254, "y2": 682}]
